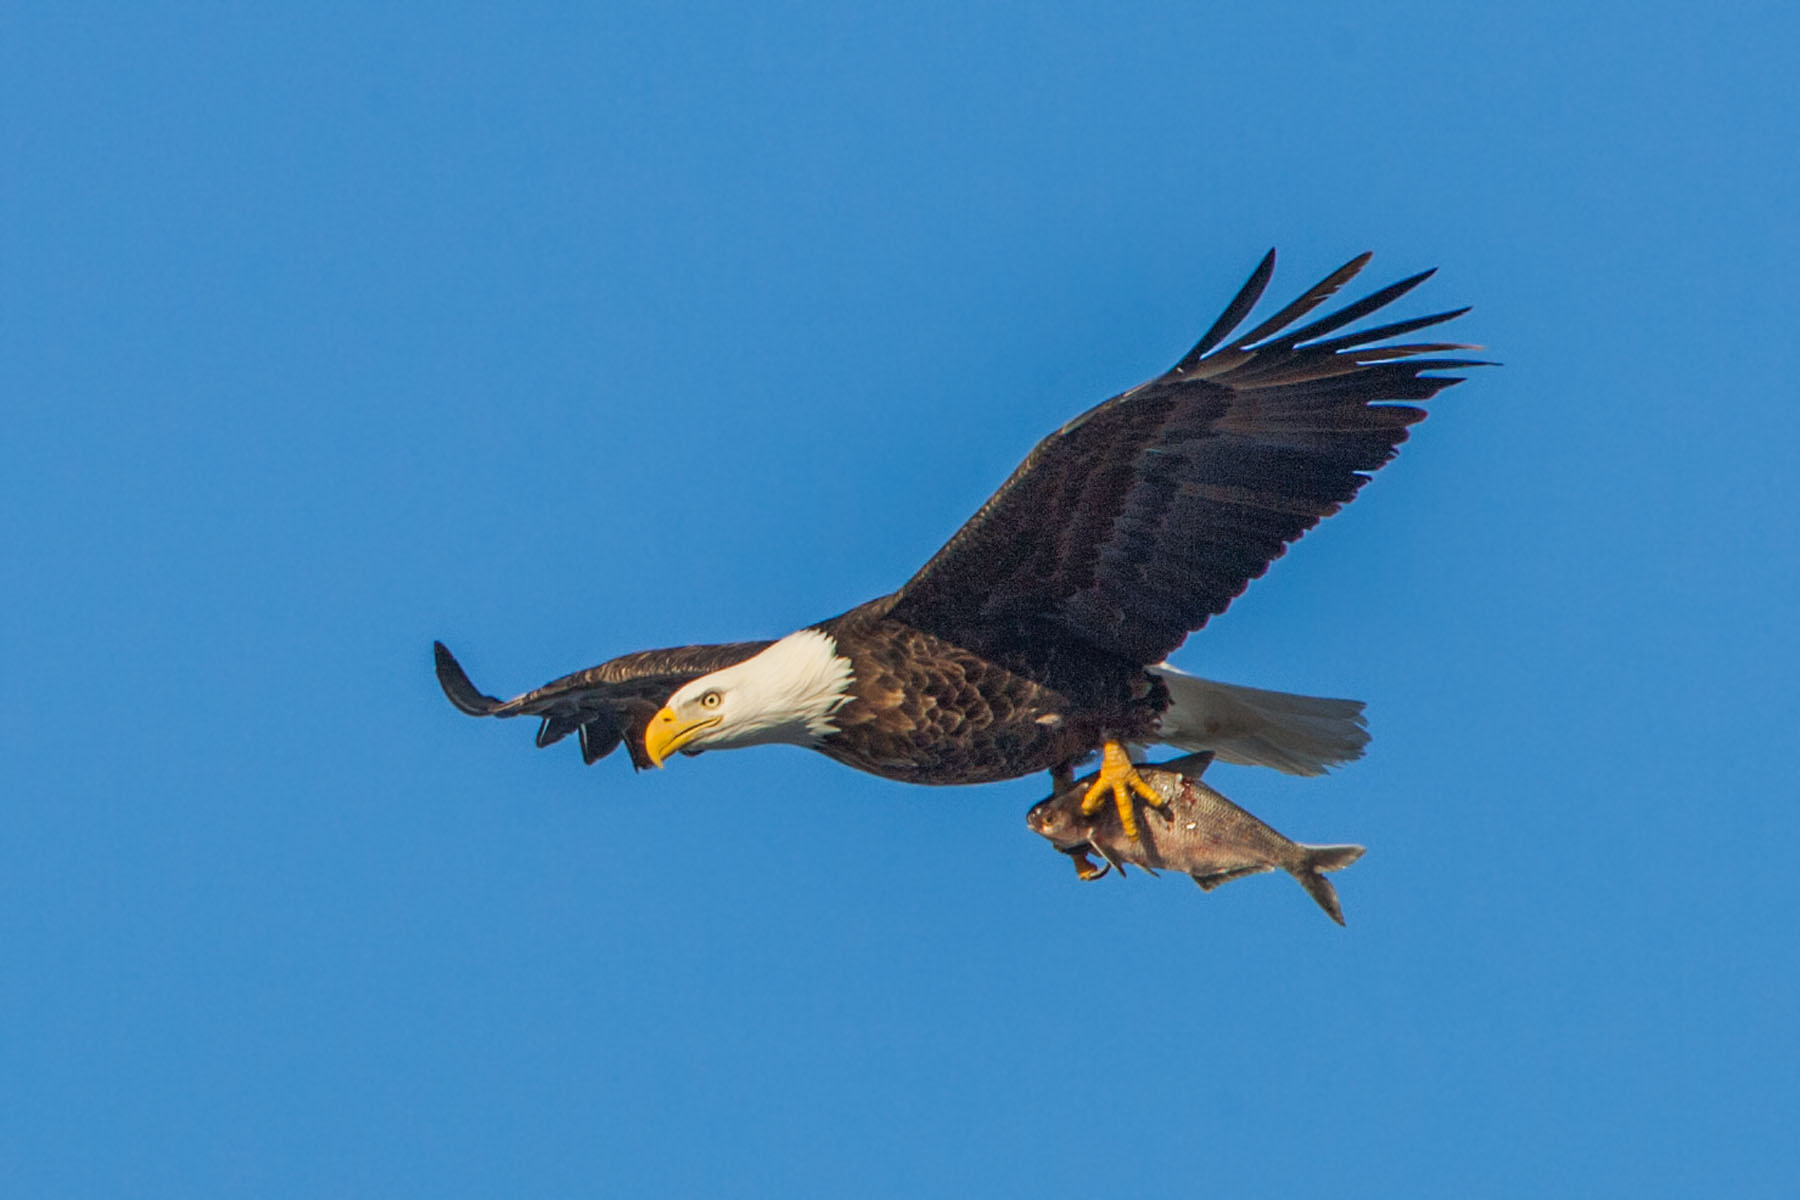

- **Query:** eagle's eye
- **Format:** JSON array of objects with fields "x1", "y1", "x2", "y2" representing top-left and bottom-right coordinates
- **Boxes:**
[{"x1": 700, "y1": 691, "x2": 722, "y2": 709}]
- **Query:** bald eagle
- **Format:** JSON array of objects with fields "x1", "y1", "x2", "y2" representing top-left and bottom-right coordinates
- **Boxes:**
[{"x1": 435, "y1": 251, "x2": 1480, "y2": 837}]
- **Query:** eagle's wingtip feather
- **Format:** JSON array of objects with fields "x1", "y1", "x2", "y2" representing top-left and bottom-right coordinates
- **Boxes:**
[{"x1": 434, "y1": 640, "x2": 504, "y2": 716}]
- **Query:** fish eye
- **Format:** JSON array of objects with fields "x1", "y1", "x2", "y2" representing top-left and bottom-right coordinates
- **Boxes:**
[{"x1": 700, "y1": 691, "x2": 721, "y2": 709}]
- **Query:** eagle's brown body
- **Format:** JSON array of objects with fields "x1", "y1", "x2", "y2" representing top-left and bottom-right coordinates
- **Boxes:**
[{"x1": 812, "y1": 597, "x2": 1167, "y2": 785}]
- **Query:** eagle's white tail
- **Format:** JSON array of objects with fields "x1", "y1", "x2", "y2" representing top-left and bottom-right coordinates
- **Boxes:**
[{"x1": 1148, "y1": 666, "x2": 1369, "y2": 776}]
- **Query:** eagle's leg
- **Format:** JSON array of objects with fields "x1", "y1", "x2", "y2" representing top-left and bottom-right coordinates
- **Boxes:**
[
  {"x1": 1044, "y1": 763, "x2": 1102, "y2": 876},
  {"x1": 1080, "y1": 740, "x2": 1166, "y2": 842}
]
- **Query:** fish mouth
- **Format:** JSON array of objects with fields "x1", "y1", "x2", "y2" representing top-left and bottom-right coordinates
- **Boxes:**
[{"x1": 643, "y1": 709, "x2": 723, "y2": 767}]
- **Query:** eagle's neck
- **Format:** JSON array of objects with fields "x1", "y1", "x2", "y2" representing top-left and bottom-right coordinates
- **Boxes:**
[{"x1": 703, "y1": 628, "x2": 855, "y2": 747}]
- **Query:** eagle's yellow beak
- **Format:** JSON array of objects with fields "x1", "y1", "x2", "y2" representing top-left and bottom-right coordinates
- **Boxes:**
[{"x1": 643, "y1": 706, "x2": 721, "y2": 768}]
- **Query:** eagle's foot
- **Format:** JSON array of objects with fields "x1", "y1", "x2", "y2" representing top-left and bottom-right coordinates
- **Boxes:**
[
  {"x1": 1065, "y1": 848, "x2": 1109, "y2": 881},
  {"x1": 1079, "y1": 741, "x2": 1166, "y2": 841}
]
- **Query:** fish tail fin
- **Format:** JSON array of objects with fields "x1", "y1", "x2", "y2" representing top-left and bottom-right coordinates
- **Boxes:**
[
  {"x1": 1149, "y1": 667, "x2": 1369, "y2": 776},
  {"x1": 1290, "y1": 843, "x2": 1365, "y2": 926}
]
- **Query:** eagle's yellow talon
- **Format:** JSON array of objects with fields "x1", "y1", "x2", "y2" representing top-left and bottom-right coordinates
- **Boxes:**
[
  {"x1": 1079, "y1": 741, "x2": 1165, "y2": 842},
  {"x1": 1114, "y1": 785, "x2": 1140, "y2": 841},
  {"x1": 1069, "y1": 850, "x2": 1108, "y2": 881}
]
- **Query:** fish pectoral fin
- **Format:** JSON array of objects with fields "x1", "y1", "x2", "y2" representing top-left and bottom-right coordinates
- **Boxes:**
[{"x1": 1086, "y1": 837, "x2": 1125, "y2": 879}]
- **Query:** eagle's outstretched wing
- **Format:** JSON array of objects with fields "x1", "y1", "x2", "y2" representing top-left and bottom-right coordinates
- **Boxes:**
[
  {"x1": 888, "y1": 251, "x2": 1485, "y2": 665},
  {"x1": 434, "y1": 640, "x2": 772, "y2": 768}
]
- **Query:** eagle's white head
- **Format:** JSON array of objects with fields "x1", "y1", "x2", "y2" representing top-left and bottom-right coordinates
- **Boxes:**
[{"x1": 643, "y1": 628, "x2": 854, "y2": 766}]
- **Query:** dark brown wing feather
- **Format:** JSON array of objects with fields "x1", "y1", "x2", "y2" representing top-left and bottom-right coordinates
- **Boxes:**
[
  {"x1": 889, "y1": 251, "x2": 1486, "y2": 665},
  {"x1": 433, "y1": 639, "x2": 771, "y2": 768}
]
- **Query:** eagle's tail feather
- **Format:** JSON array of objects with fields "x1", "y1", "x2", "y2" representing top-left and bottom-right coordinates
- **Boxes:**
[{"x1": 1148, "y1": 666, "x2": 1369, "y2": 776}]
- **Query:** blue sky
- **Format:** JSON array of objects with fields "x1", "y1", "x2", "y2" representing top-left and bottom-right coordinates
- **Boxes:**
[{"x1": 5, "y1": 2, "x2": 1797, "y2": 1195}]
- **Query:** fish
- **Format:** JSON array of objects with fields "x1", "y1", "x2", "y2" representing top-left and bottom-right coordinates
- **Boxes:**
[{"x1": 1026, "y1": 753, "x2": 1366, "y2": 925}]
